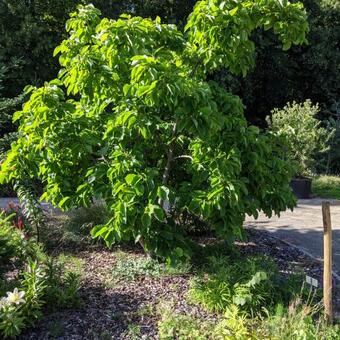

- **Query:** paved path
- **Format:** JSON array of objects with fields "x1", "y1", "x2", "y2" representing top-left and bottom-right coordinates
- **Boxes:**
[
  {"x1": 0, "y1": 197, "x2": 55, "y2": 213},
  {"x1": 245, "y1": 198, "x2": 340, "y2": 273}
]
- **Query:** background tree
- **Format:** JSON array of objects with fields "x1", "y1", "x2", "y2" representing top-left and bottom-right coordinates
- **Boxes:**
[
  {"x1": 1, "y1": 1, "x2": 309, "y2": 261},
  {"x1": 230, "y1": 0, "x2": 340, "y2": 123}
]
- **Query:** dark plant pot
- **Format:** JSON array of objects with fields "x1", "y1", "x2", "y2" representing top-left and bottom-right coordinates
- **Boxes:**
[{"x1": 290, "y1": 177, "x2": 312, "y2": 199}]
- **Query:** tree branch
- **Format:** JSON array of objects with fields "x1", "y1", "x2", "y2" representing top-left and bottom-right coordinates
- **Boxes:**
[
  {"x1": 173, "y1": 155, "x2": 193, "y2": 161},
  {"x1": 160, "y1": 122, "x2": 177, "y2": 210}
]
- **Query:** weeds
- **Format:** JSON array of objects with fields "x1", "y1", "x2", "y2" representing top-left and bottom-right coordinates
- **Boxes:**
[
  {"x1": 123, "y1": 324, "x2": 142, "y2": 339},
  {"x1": 48, "y1": 320, "x2": 65, "y2": 338},
  {"x1": 158, "y1": 298, "x2": 340, "y2": 339},
  {"x1": 40, "y1": 202, "x2": 111, "y2": 251},
  {"x1": 158, "y1": 300, "x2": 216, "y2": 340},
  {"x1": 111, "y1": 251, "x2": 190, "y2": 282}
]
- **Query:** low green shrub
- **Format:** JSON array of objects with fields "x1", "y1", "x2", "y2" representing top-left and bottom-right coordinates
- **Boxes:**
[
  {"x1": 158, "y1": 301, "x2": 216, "y2": 340},
  {"x1": 267, "y1": 100, "x2": 330, "y2": 177},
  {"x1": 39, "y1": 202, "x2": 111, "y2": 250},
  {"x1": 112, "y1": 251, "x2": 190, "y2": 282},
  {"x1": 0, "y1": 259, "x2": 46, "y2": 338},
  {"x1": 0, "y1": 211, "x2": 37, "y2": 267},
  {"x1": 257, "y1": 299, "x2": 340, "y2": 339},
  {"x1": 44, "y1": 257, "x2": 82, "y2": 310},
  {"x1": 187, "y1": 255, "x2": 301, "y2": 314},
  {"x1": 158, "y1": 299, "x2": 340, "y2": 339},
  {"x1": 68, "y1": 202, "x2": 111, "y2": 237},
  {"x1": 0, "y1": 213, "x2": 82, "y2": 337},
  {"x1": 0, "y1": 255, "x2": 81, "y2": 337}
]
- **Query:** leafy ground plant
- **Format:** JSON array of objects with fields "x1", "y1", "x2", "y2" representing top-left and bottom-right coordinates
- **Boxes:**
[
  {"x1": 158, "y1": 300, "x2": 216, "y2": 340},
  {"x1": 111, "y1": 251, "x2": 190, "y2": 282},
  {"x1": 0, "y1": 260, "x2": 46, "y2": 338},
  {"x1": 187, "y1": 254, "x2": 303, "y2": 314},
  {"x1": 39, "y1": 202, "x2": 111, "y2": 250},
  {"x1": 158, "y1": 298, "x2": 340, "y2": 339},
  {"x1": 0, "y1": 213, "x2": 82, "y2": 338},
  {"x1": 1, "y1": 0, "x2": 308, "y2": 262}
]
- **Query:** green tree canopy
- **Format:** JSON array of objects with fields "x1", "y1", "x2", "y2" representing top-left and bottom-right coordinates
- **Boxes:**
[{"x1": 1, "y1": 0, "x2": 308, "y2": 262}]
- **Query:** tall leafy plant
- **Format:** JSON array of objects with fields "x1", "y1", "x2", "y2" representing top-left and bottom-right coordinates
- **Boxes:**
[
  {"x1": 267, "y1": 100, "x2": 330, "y2": 177},
  {"x1": 0, "y1": 1, "x2": 308, "y2": 261}
]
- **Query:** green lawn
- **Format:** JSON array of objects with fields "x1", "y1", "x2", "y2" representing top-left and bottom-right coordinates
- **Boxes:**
[{"x1": 312, "y1": 176, "x2": 340, "y2": 199}]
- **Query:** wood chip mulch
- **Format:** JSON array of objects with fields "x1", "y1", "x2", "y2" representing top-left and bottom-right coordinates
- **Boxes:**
[{"x1": 21, "y1": 228, "x2": 340, "y2": 339}]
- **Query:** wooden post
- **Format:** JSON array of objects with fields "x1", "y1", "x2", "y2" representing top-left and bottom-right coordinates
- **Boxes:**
[{"x1": 322, "y1": 201, "x2": 333, "y2": 324}]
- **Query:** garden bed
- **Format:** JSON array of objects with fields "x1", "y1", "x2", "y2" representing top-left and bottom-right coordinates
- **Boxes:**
[{"x1": 18, "y1": 225, "x2": 340, "y2": 339}]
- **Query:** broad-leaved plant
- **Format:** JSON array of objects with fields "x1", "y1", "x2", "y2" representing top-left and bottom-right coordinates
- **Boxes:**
[{"x1": 0, "y1": 0, "x2": 308, "y2": 261}]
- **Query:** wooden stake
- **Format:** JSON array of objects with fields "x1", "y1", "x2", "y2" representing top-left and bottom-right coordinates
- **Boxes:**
[{"x1": 322, "y1": 201, "x2": 333, "y2": 324}]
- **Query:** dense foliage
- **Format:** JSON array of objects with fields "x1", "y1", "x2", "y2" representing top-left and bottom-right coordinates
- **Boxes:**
[
  {"x1": 233, "y1": 0, "x2": 340, "y2": 122},
  {"x1": 0, "y1": 0, "x2": 196, "y2": 192},
  {"x1": 158, "y1": 298, "x2": 340, "y2": 339},
  {"x1": 0, "y1": 0, "x2": 339, "y2": 175},
  {"x1": 1, "y1": 1, "x2": 308, "y2": 261},
  {"x1": 0, "y1": 212, "x2": 81, "y2": 338},
  {"x1": 312, "y1": 175, "x2": 340, "y2": 199},
  {"x1": 158, "y1": 242, "x2": 339, "y2": 339},
  {"x1": 0, "y1": 0, "x2": 194, "y2": 103},
  {"x1": 267, "y1": 100, "x2": 330, "y2": 177}
]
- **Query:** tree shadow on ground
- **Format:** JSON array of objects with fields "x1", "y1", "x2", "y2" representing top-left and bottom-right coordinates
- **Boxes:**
[{"x1": 21, "y1": 284, "x2": 155, "y2": 339}]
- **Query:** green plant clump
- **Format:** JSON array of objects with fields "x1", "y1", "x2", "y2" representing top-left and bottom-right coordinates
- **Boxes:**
[
  {"x1": 1, "y1": 1, "x2": 308, "y2": 261},
  {"x1": 158, "y1": 299, "x2": 340, "y2": 339},
  {"x1": 0, "y1": 213, "x2": 82, "y2": 338},
  {"x1": 187, "y1": 255, "x2": 298, "y2": 314},
  {"x1": 267, "y1": 100, "x2": 330, "y2": 177},
  {"x1": 112, "y1": 251, "x2": 190, "y2": 282},
  {"x1": 0, "y1": 211, "x2": 37, "y2": 267},
  {"x1": 312, "y1": 175, "x2": 340, "y2": 199}
]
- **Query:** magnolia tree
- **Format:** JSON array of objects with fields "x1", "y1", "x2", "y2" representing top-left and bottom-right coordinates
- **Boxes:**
[{"x1": 0, "y1": 1, "x2": 308, "y2": 261}]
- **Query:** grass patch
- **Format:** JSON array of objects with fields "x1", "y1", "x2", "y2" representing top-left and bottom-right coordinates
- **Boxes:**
[
  {"x1": 312, "y1": 175, "x2": 340, "y2": 199},
  {"x1": 123, "y1": 324, "x2": 142, "y2": 339}
]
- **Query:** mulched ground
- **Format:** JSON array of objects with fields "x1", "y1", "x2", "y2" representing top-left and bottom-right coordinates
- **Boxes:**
[{"x1": 21, "y1": 228, "x2": 340, "y2": 340}]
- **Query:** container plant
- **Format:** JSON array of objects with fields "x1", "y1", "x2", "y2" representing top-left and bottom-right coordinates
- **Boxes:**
[{"x1": 267, "y1": 100, "x2": 330, "y2": 198}]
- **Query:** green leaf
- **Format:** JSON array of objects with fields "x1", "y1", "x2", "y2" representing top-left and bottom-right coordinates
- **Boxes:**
[
  {"x1": 229, "y1": 7, "x2": 238, "y2": 16},
  {"x1": 58, "y1": 196, "x2": 71, "y2": 210},
  {"x1": 282, "y1": 41, "x2": 291, "y2": 51},
  {"x1": 157, "y1": 185, "x2": 170, "y2": 201},
  {"x1": 141, "y1": 213, "x2": 151, "y2": 228},
  {"x1": 104, "y1": 230, "x2": 115, "y2": 247},
  {"x1": 175, "y1": 247, "x2": 184, "y2": 257},
  {"x1": 91, "y1": 225, "x2": 108, "y2": 238},
  {"x1": 125, "y1": 174, "x2": 140, "y2": 185},
  {"x1": 152, "y1": 205, "x2": 165, "y2": 222}
]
